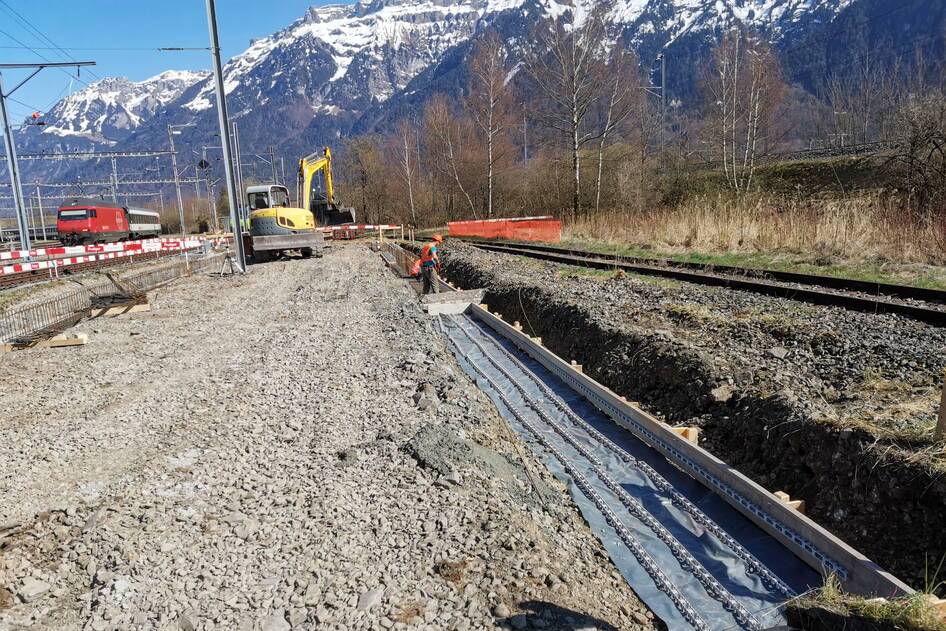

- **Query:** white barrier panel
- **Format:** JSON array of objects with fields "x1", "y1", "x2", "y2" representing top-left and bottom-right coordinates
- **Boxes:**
[
  {"x1": 0, "y1": 238, "x2": 205, "y2": 276},
  {"x1": 0, "y1": 236, "x2": 215, "y2": 262},
  {"x1": 321, "y1": 224, "x2": 401, "y2": 231},
  {"x1": 447, "y1": 216, "x2": 553, "y2": 225}
]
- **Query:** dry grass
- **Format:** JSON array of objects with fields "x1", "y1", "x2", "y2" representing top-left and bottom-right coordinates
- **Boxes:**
[
  {"x1": 806, "y1": 574, "x2": 946, "y2": 630},
  {"x1": 565, "y1": 194, "x2": 946, "y2": 268}
]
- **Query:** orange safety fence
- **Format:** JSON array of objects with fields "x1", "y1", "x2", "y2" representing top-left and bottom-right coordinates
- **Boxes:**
[{"x1": 447, "y1": 219, "x2": 561, "y2": 242}]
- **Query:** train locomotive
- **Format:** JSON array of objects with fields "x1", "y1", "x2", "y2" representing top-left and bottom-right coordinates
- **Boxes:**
[{"x1": 57, "y1": 197, "x2": 162, "y2": 245}]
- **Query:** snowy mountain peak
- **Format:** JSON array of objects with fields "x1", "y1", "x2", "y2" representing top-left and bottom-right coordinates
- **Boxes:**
[{"x1": 28, "y1": 69, "x2": 209, "y2": 146}]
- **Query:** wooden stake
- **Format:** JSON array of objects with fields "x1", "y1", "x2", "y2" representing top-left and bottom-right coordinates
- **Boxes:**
[
  {"x1": 774, "y1": 491, "x2": 806, "y2": 514},
  {"x1": 935, "y1": 378, "x2": 946, "y2": 442},
  {"x1": 670, "y1": 427, "x2": 699, "y2": 444}
]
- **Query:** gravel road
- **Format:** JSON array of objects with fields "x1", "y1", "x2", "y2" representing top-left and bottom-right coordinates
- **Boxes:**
[{"x1": 0, "y1": 245, "x2": 656, "y2": 631}]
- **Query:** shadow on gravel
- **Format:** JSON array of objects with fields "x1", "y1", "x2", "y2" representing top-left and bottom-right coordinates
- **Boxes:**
[{"x1": 512, "y1": 600, "x2": 627, "y2": 630}]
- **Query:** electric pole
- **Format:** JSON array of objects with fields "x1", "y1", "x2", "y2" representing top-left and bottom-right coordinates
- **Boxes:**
[
  {"x1": 269, "y1": 146, "x2": 277, "y2": 185},
  {"x1": 168, "y1": 123, "x2": 195, "y2": 235},
  {"x1": 205, "y1": 0, "x2": 246, "y2": 271},
  {"x1": 1, "y1": 61, "x2": 95, "y2": 250}
]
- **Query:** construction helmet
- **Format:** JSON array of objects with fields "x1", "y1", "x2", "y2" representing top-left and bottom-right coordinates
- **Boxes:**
[{"x1": 432, "y1": 234, "x2": 444, "y2": 242}]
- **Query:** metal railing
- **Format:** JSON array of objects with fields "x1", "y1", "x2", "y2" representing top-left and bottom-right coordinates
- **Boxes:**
[{"x1": 0, "y1": 252, "x2": 224, "y2": 344}]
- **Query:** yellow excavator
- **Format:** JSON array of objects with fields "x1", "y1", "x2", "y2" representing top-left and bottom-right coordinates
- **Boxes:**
[
  {"x1": 298, "y1": 147, "x2": 355, "y2": 225},
  {"x1": 242, "y1": 146, "x2": 354, "y2": 263}
]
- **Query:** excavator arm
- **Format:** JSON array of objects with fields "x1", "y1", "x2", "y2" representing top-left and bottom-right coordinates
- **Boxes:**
[
  {"x1": 298, "y1": 146, "x2": 335, "y2": 209},
  {"x1": 297, "y1": 146, "x2": 354, "y2": 225}
]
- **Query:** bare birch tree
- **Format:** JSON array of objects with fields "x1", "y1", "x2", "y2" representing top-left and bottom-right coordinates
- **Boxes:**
[
  {"x1": 523, "y1": 5, "x2": 608, "y2": 215},
  {"x1": 592, "y1": 42, "x2": 638, "y2": 213},
  {"x1": 424, "y1": 94, "x2": 478, "y2": 219},
  {"x1": 390, "y1": 117, "x2": 418, "y2": 225},
  {"x1": 704, "y1": 31, "x2": 784, "y2": 193},
  {"x1": 467, "y1": 32, "x2": 513, "y2": 218}
]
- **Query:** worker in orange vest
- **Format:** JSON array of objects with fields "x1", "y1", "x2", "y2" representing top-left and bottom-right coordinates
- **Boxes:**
[{"x1": 419, "y1": 234, "x2": 443, "y2": 294}]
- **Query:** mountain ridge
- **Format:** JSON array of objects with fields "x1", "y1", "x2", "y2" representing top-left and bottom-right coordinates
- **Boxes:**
[{"x1": 10, "y1": 0, "x2": 941, "y2": 195}]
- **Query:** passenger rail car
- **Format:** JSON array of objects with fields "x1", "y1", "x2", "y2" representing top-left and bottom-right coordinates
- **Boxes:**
[{"x1": 57, "y1": 198, "x2": 162, "y2": 245}]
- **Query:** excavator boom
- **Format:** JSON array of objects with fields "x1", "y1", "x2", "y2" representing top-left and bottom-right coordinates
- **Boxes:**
[{"x1": 299, "y1": 147, "x2": 335, "y2": 207}]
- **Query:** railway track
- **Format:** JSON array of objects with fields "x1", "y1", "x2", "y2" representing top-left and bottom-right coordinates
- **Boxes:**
[{"x1": 460, "y1": 239, "x2": 946, "y2": 326}]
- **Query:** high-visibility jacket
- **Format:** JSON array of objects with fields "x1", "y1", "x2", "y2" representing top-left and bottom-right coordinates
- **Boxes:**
[{"x1": 420, "y1": 242, "x2": 438, "y2": 267}]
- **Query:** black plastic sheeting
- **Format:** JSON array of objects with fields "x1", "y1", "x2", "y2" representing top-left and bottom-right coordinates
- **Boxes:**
[{"x1": 438, "y1": 313, "x2": 821, "y2": 631}]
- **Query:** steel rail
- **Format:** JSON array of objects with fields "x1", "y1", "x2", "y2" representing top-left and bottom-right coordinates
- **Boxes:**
[{"x1": 464, "y1": 240, "x2": 946, "y2": 326}]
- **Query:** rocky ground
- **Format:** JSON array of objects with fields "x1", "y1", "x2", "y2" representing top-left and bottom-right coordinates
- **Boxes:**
[
  {"x1": 437, "y1": 240, "x2": 946, "y2": 593},
  {"x1": 442, "y1": 243, "x2": 946, "y2": 439},
  {"x1": 0, "y1": 245, "x2": 657, "y2": 631}
]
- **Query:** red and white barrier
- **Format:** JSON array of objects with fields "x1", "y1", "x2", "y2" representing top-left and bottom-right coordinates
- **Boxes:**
[
  {"x1": 447, "y1": 216, "x2": 553, "y2": 225},
  {"x1": 0, "y1": 236, "x2": 215, "y2": 263},
  {"x1": 0, "y1": 238, "x2": 206, "y2": 277},
  {"x1": 321, "y1": 224, "x2": 401, "y2": 231}
]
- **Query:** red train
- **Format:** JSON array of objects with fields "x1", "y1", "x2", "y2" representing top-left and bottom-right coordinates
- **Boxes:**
[{"x1": 57, "y1": 198, "x2": 162, "y2": 245}]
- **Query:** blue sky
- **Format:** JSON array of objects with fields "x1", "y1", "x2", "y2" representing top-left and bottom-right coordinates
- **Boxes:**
[{"x1": 0, "y1": 0, "x2": 346, "y2": 122}]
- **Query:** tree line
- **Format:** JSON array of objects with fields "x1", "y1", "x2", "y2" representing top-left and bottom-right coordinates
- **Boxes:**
[{"x1": 334, "y1": 4, "x2": 946, "y2": 227}]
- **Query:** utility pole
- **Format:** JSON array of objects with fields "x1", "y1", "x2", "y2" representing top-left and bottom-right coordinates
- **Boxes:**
[
  {"x1": 35, "y1": 185, "x2": 47, "y2": 240},
  {"x1": 280, "y1": 157, "x2": 285, "y2": 188},
  {"x1": 231, "y1": 120, "x2": 243, "y2": 223},
  {"x1": 205, "y1": 0, "x2": 245, "y2": 271},
  {"x1": 658, "y1": 53, "x2": 667, "y2": 155},
  {"x1": 269, "y1": 146, "x2": 277, "y2": 185},
  {"x1": 168, "y1": 123, "x2": 195, "y2": 235},
  {"x1": 1, "y1": 62, "x2": 94, "y2": 250},
  {"x1": 523, "y1": 111, "x2": 528, "y2": 163},
  {"x1": 110, "y1": 156, "x2": 119, "y2": 202}
]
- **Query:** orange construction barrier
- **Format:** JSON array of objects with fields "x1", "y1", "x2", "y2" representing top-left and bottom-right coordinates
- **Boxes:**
[{"x1": 447, "y1": 218, "x2": 561, "y2": 242}]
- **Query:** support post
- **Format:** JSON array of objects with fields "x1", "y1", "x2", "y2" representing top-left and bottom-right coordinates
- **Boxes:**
[
  {"x1": 35, "y1": 185, "x2": 46, "y2": 240},
  {"x1": 168, "y1": 124, "x2": 188, "y2": 235},
  {"x1": 110, "y1": 156, "x2": 119, "y2": 203},
  {"x1": 205, "y1": 0, "x2": 246, "y2": 272},
  {"x1": 0, "y1": 72, "x2": 30, "y2": 250}
]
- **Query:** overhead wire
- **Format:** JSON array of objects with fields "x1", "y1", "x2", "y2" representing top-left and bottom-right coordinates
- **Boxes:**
[
  {"x1": 0, "y1": 0, "x2": 103, "y2": 81},
  {"x1": 0, "y1": 27, "x2": 94, "y2": 91}
]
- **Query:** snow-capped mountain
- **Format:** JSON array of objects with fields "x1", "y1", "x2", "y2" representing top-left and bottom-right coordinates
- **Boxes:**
[
  {"x1": 26, "y1": 70, "x2": 209, "y2": 148},
  {"x1": 12, "y1": 0, "x2": 942, "y2": 187}
]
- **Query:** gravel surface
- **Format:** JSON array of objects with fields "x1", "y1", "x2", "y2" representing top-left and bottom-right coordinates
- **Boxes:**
[
  {"x1": 0, "y1": 245, "x2": 656, "y2": 631},
  {"x1": 443, "y1": 243, "x2": 946, "y2": 438}
]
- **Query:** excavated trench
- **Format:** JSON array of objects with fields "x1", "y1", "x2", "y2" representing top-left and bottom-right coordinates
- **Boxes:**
[{"x1": 437, "y1": 247, "x2": 946, "y2": 594}]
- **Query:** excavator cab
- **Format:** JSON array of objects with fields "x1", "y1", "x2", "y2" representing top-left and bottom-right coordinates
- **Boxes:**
[{"x1": 247, "y1": 185, "x2": 316, "y2": 236}]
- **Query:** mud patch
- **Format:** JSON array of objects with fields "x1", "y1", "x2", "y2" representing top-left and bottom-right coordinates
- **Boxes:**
[{"x1": 403, "y1": 424, "x2": 554, "y2": 506}]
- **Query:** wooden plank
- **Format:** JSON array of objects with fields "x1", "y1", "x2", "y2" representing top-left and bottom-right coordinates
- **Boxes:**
[
  {"x1": 4, "y1": 332, "x2": 88, "y2": 352},
  {"x1": 90, "y1": 303, "x2": 150, "y2": 318},
  {"x1": 37, "y1": 333, "x2": 88, "y2": 349}
]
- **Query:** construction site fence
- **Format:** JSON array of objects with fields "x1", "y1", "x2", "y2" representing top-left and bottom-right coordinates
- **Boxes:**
[
  {"x1": 447, "y1": 219, "x2": 562, "y2": 242},
  {"x1": 0, "y1": 251, "x2": 224, "y2": 344}
]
